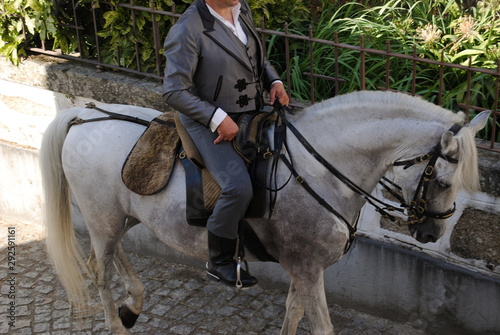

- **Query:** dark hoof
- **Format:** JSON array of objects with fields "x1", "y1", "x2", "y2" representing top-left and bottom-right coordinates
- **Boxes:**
[{"x1": 118, "y1": 304, "x2": 140, "y2": 329}]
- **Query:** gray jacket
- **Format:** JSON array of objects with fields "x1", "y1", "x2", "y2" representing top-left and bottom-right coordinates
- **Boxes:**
[{"x1": 162, "y1": 0, "x2": 281, "y2": 127}]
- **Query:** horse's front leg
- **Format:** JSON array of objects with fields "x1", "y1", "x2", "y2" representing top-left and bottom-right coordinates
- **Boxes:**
[
  {"x1": 280, "y1": 281, "x2": 305, "y2": 335},
  {"x1": 282, "y1": 264, "x2": 334, "y2": 335},
  {"x1": 114, "y1": 243, "x2": 144, "y2": 329}
]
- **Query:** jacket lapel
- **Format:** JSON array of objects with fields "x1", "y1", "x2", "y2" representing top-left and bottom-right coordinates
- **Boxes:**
[{"x1": 196, "y1": 0, "x2": 253, "y2": 71}]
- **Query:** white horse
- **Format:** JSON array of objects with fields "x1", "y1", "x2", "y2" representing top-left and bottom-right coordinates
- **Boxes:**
[{"x1": 40, "y1": 91, "x2": 489, "y2": 335}]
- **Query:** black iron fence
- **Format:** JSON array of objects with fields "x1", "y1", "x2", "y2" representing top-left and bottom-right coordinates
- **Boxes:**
[{"x1": 25, "y1": 0, "x2": 499, "y2": 151}]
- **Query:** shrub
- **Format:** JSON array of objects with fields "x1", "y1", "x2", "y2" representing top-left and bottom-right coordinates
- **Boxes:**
[
  {"x1": 0, "y1": 0, "x2": 498, "y2": 141},
  {"x1": 273, "y1": 0, "x2": 499, "y2": 140}
]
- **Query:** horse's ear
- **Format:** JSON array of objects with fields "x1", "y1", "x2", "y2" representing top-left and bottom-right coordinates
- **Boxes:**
[
  {"x1": 440, "y1": 131, "x2": 458, "y2": 157},
  {"x1": 467, "y1": 111, "x2": 491, "y2": 134}
]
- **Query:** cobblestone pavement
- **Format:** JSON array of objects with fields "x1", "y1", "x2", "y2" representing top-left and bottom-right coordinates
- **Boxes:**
[{"x1": 0, "y1": 218, "x2": 431, "y2": 335}]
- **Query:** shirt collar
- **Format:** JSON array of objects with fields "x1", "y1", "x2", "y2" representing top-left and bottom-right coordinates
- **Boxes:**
[{"x1": 206, "y1": 2, "x2": 242, "y2": 27}]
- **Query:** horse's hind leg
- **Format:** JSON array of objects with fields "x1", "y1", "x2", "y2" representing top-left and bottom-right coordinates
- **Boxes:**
[
  {"x1": 280, "y1": 281, "x2": 305, "y2": 335},
  {"x1": 87, "y1": 225, "x2": 131, "y2": 335},
  {"x1": 114, "y1": 243, "x2": 144, "y2": 329}
]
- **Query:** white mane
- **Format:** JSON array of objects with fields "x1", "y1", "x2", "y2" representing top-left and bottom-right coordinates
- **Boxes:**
[
  {"x1": 304, "y1": 91, "x2": 465, "y2": 125},
  {"x1": 455, "y1": 126, "x2": 481, "y2": 191}
]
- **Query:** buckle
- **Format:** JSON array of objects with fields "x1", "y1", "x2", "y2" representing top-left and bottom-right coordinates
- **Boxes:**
[
  {"x1": 424, "y1": 165, "x2": 434, "y2": 176},
  {"x1": 418, "y1": 153, "x2": 430, "y2": 162},
  {"x1": 262, "y1": 149, "x2": 273, "y2": 159}
]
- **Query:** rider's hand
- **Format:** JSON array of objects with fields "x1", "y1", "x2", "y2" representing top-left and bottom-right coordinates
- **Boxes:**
[
  {"x1": 270, "y1": 82, "x2": 290, "y2": 107},
  {"x1": 214, "y1": 116, "x2": 239, "y2": 144}
]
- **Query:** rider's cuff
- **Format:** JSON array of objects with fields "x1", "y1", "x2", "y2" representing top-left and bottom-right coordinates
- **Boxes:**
[{"x1": 209, "y1": 108, "x2": 227, "y2": 132}]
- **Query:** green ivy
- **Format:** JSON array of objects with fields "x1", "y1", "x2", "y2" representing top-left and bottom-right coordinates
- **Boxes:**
[
  {"x1": 0, "y1": 0, "x2": 59, "y2": 65},
  {"x1": 248, "y1": 0, "x2": 310, "y2": 29},
  {"x1": 93, "y1": 0, "x2": 191, "y2": 71}
]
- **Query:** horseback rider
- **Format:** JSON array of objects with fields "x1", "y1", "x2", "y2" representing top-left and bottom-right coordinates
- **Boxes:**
[{"x1": 163, "y1": 0, "x2": 289, "y2": 287}]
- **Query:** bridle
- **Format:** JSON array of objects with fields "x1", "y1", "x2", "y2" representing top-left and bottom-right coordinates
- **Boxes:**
[
  {"x1": 270, "y1": 102, "x2": 460, "y2": 248},
  {"x1": 390, "y1": 126, "x2": 460, "y2": 225}
]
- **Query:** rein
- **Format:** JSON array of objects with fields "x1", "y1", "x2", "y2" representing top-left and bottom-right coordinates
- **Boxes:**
[
  {"x1": 270, "y1": 102, "x2": 461, "y2": 246},
  {"x1": 269, "y1": 105, "x2": 357, "y2": 240}
]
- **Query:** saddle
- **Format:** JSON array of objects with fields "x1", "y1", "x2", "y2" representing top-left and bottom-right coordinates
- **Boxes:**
[
  {"x1": 122, "y1": 109, "x2": 278, "y2": 262},
  {"x1": 80, "y1": 103, "x2": 278, "y2": 263},
  {"x1": 121, "y1": 109, "x2": 276, "y2": 223}
]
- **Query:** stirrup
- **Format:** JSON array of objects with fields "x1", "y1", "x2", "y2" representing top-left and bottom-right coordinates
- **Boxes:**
[
  {"x1": 205, "y1": 260, "x2": 256, "y2": 288},
  {"x1": 236, "y1": 257, "x2": 243, "y2": 288}
]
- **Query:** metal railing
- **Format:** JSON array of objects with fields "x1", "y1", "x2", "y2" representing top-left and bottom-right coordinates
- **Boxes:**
[{"x1": 26, "y1": 0, "x2": 499, "y2": 151}]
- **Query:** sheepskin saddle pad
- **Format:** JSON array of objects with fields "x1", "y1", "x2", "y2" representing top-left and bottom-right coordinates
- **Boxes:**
[{"x1": 121, "y1": 113, "x2": 180, "y2": 196}]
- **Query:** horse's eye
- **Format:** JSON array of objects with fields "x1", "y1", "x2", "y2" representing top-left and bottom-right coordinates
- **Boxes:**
[{"x1": 437, "y1": 181, "x2": 451, "y2": 189}]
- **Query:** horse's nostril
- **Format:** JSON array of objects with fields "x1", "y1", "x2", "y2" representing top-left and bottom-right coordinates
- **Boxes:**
[{"x1": 417, "y1": 233, "x2": 437, "y2": 244}]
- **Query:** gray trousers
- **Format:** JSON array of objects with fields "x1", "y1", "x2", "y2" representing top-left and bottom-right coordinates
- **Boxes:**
[{"x1": 179, "y1": 113, "x2": 253, "y2": 239}]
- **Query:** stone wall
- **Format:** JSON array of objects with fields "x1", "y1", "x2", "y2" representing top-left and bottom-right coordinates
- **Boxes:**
[{"x1": 1, "y1": 55, "x2": 499, "y2": 334}]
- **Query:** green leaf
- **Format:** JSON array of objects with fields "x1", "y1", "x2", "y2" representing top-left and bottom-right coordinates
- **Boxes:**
[
  {"x1": 450, "y1": 49, "x2": 484, "y2": 62},
  {"x1": 24, "y1": 17, "x2": 36, "y2": 35},
  {"x1": 102, "y1": 11, "x2": 121, "y2": 28}
]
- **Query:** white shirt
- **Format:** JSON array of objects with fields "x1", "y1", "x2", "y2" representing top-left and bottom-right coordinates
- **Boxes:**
[{"x1": 207, "y1": 2, "x2": 248, "y2": 45}]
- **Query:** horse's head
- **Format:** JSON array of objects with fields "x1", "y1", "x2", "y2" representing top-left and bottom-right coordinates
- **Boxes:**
[{"x1": 393, "y1": 111, "x2": 490, "y2": 244}]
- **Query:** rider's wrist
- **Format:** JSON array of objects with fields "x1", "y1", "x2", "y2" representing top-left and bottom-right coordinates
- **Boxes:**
[{"x1": 210, "y1": 108, "x2": 227, "y2": 132}]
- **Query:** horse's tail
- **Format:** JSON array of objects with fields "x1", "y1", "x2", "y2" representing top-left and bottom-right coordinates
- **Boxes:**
[{"x1": 40, "y1": 108, "x2": 91, "y2": 314}]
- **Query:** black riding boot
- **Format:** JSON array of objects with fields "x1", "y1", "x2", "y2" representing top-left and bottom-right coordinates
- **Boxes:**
[{"x1": 206, "y1": 231, "x2": 258, "y2": 288}]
